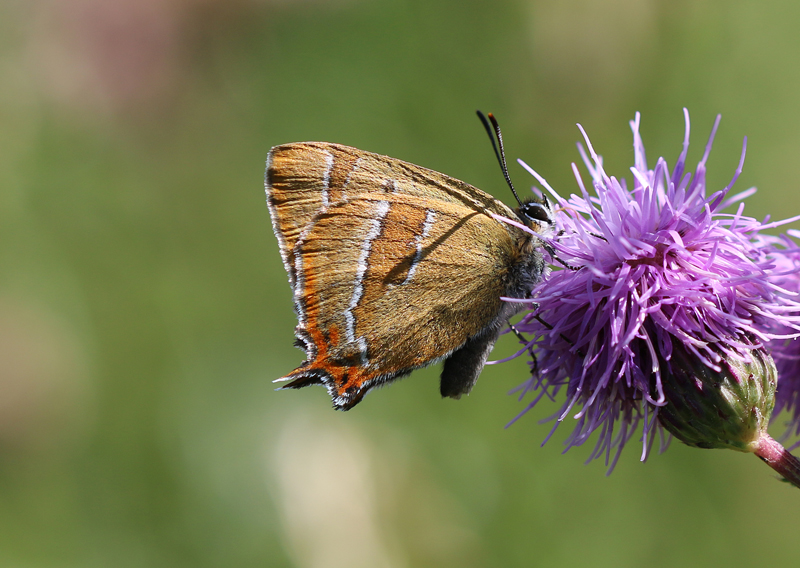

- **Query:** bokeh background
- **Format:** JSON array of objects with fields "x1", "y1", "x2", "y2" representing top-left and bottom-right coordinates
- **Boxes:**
[{"x1": 2, "y1": 0, "x2": 800, "y2": 566}]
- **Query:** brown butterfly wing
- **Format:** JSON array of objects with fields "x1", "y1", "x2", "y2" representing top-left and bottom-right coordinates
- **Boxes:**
[{"x1": 266, "y1": 143, "x2": 535, "y2": 409}]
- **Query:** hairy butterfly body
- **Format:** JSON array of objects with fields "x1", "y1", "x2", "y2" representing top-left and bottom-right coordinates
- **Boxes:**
[{"x1": 266, "y1": 142, "x2": 553, "y2": 410}]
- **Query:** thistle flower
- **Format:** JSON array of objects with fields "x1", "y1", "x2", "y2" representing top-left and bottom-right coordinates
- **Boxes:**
[{"x1": 510, "y1": 109, "x2": 800, "y2": 484}]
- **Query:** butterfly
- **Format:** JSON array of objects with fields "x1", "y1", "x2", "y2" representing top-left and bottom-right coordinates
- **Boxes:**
[{"x1": 265, "y1": 113, "x2": 554, "y2": 409}]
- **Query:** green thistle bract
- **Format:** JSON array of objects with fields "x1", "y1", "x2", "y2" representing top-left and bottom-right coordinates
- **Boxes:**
[{"x1": 657, "y1": 337, "x2": 775, "y2": 452}]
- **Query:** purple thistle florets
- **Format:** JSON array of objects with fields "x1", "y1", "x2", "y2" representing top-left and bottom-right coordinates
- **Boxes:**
[
  {"x1": 762, "y1": 232, "x2": 800, "y2": 442},
  {"x1": 509, "y1": 109, "x2": 800, "y2": 471}
]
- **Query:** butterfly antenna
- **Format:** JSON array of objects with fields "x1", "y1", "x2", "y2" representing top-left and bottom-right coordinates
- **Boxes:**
[
  {"x1": 478, "y1": 111, "x2": 582, "y2": 274},
  {"x1": 477, "y1": 110, "x2": 524, "y2": 207}
]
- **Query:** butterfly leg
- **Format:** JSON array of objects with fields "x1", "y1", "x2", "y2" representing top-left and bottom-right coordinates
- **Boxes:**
[{"x1": 509, "y1": 323, "x2": 538, "y2": 376}]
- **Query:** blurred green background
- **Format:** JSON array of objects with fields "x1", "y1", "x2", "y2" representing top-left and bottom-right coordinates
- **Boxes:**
[{"x1": 2, "y1": 0, "x2": 800, "y2": 566}]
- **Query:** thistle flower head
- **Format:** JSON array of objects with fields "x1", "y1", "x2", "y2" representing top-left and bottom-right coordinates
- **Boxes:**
[{"x1": 511, "y1": 110, "x2": 800, "y2": 470}]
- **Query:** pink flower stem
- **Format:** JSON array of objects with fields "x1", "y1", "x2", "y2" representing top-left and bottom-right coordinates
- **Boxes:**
[{"x1": 753, "y1": 432, "x2": 800, "y2": 490}]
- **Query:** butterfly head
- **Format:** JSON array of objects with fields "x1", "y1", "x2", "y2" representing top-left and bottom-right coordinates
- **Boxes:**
[{"x1": 516, "y1": 195, "x2": 554, "y2": 234}]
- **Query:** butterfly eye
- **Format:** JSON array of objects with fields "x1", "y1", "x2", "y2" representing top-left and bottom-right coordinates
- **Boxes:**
[{"x1": 520, "y1": 201, "x2": 552, "y2": 224}]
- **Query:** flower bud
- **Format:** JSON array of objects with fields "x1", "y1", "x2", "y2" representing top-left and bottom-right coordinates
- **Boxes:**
[{"x1": 657, "y1": 337, "x2": 776, "y2": 452}]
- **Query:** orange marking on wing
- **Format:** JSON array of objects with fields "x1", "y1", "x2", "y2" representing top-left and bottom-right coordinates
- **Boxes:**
[
  {"x1": 326, "y1": 149, "x2": 360, "y2": 203},
  {"x1": 303, "y1": 318, "x2": 378, "y2": 402},
  {"x1": 283, "y1": 237, "x2": 380, "y2": 405},
  {"x1": 369, "y1": 201, "x2": 426, "y2": 286}
]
